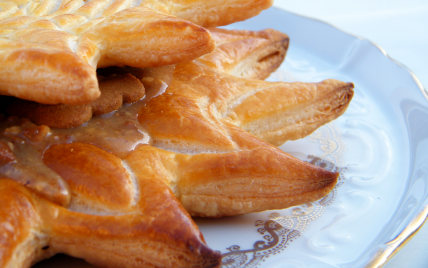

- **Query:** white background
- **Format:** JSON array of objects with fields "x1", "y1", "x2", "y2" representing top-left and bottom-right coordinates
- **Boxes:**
[{"x1": 272, "y1": 1, "x2": 428, "y2": 267}]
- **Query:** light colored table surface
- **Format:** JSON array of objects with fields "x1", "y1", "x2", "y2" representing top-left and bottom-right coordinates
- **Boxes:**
[{"x1": 272, "y1": 1, "x2": 428, "y2": 267}]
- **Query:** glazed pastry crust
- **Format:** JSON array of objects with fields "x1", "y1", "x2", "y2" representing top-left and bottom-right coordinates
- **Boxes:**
[
  {"x1": 0, "y1": 166, "x2": 222, "y2": 268},
  {"x1": 0, "y1": 179, "x2": 46, "y2": 268},
  {"x1": 4, "y1": 27, "x2": 290, "y2": 129},
  {"x1": 139, "y1": 63, "x2": 353, "y2": 152},
  {"x1": 156, "y1": 0, "x2": 274, "y2": 27},
  {"x1": 228, "y1": 79, "x2": 354, "y2": 146},
  {"x1": 125, "y1": 144, "x2": 338, "y2": 218},
  {"x1": 0, "y1": 2, "x2": 214, "y2": 105},
  {"x1": 0, "y1": 0, "x2": 273, "y2": 105},
  {"x1": 202, "y1": 27, "x2": 289, "y2": 80},
  {"x1": 0, "y1": 27, "x2": 353, "y2": 267}
]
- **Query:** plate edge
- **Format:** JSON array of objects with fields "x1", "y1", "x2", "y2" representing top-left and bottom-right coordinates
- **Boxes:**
[
  {"x1": 271, "y1": 6, "x2": 428, "y2": 102},
  {"x1": 364, "y1": 204, "x2": 428, "y2": 268}
]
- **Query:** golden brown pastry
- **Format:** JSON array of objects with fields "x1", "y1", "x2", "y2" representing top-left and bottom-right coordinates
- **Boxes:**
[
  {"x1": 4, "y1": 27, "x2": 352, "y2": 141},
  {"x1": 0, "y1": 125, "x2": 336, "y2": 268},
  {"x1": 141, "y1": 29, "x2": 354, "y2": 148},
  {"x1": 0, "y1": 173, "x2": 221, "y2": 268},
  {"x1": 0, "y1": 27, "x2": 353, "y2": 267},
  {"x1": 154, "y1": 0, "x2": 274, "y2": 27},
  {"x1": 203, "y1": 27, "x2": 289, "y2": 80},
  {"x1": 3, "y1": 26, "x2": 289, "y2": 129},
  {"x1": 134, "y1": 33, "x2": 353, "y2": 216},
  {"x1": 201, "y1": 29, "x2": 353, "y2": 144},
  {"x1": 0, "y1": 0, "x2": 273, "y2": 105}
]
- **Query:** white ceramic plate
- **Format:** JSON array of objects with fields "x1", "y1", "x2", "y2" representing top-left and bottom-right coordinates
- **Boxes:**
[{"x1": 34, "y1": 7, "x2": 428, "y2": 268}]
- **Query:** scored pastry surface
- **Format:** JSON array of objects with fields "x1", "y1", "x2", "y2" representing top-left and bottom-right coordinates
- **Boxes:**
[
  {"x1": 0, "y1": 27, "x2": 353, "y2": 267},
  {"x1": 0, "y1": 0, "x2": 273, "y2": 105},
  {"x1": 4, "y1": 26, "x2": 353, "y2": 139},
  {"x1": 3, "y1": 27, "x2": 289, "y2": 128}
]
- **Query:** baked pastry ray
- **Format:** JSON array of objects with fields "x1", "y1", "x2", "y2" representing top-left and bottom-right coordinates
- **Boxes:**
[
  {"x1": 125, "y1": 142, "x2": 338, "y2": 218},
  {"x1": 0, "y1": 0, "x2": 273, "y2": 105},
  {"x1": 0, "y1": 164, "x2": 221, "y2": 268},
  {"x1": 140, "y1": 42, "x2": 353, "y2": 151},
  {"x1": 0, "y1": 28, "x2": 353, "y2": 267},
  {"x1": 188, "y1": 27, "x2": 354, "y2": 146}
]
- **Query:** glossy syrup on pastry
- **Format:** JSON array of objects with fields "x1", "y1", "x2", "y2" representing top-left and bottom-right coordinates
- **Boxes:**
[{"x1": 0, "y1": 66, "x2": 174, "y2": 206}]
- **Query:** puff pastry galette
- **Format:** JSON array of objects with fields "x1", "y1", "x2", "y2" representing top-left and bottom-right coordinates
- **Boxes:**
[{"x1": 0, "y1": 27, "x2": 353, "y2": 268}]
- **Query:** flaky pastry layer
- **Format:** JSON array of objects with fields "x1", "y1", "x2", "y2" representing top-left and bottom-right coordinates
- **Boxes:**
[
  {"x1": 0, "y1": 27, "x2": 353, "y2": 268},
  {"x1": 4, "y1": 26, "x2": 290, "y2": 128},
  {"x1": 0, "y1": 0, "x2": 273, "y2": 104}
]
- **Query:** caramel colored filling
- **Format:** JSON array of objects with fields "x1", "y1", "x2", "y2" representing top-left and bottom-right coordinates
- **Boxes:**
[{"x1": 0, "y1": 66, "x2": 174, "y2": 206}]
